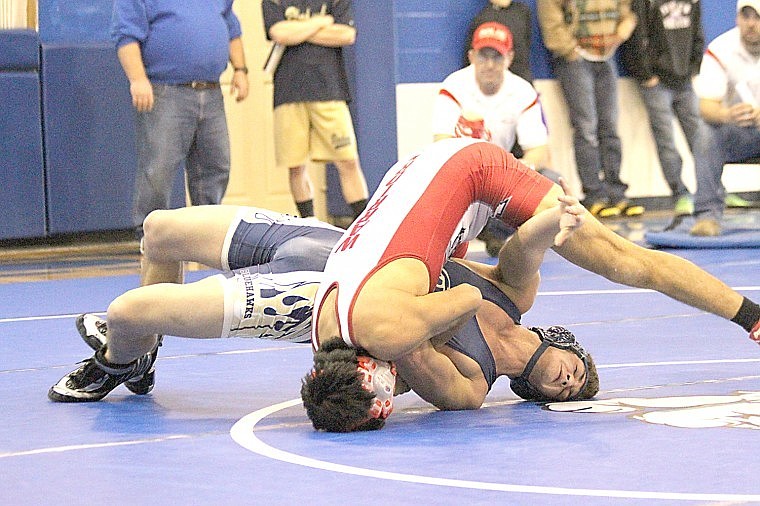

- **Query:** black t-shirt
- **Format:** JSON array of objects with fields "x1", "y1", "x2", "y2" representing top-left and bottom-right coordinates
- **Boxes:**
[{"x1": 262, "y1": 0, "x2": 353, "y2": 107}]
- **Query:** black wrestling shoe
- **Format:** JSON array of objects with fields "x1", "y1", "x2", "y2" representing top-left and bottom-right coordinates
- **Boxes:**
[
  {"x1": 123, "y1": 338, "x2": 161, "y2": 395},
  {"x1": 75, "y1": 313, "x2": 161, "y2": 395},
  {"x1": 76, "y1": 313, "x2": 108, "y2": 350},
  {"x1": 48, "y1": 348, "x2": 156, "y2": 402}
]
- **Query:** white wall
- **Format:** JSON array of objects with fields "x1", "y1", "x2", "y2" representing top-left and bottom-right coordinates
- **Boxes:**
[{"x1": 396, "y1": 78, "x2": 759, "y2": 199}]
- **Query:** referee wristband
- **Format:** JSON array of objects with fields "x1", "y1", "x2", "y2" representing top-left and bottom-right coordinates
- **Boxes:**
[{"x1": 233, "y1": 66, "x2": 248, "y2": 74}]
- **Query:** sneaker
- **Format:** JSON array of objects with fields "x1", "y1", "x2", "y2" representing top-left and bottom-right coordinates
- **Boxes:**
[
  {"x1": 586, "y1": 200, "x2": 609, "y2": 217},
  {"x1": 725, "y1": 194, "x2": 750, "y2": 208},
  {"x1": 598, "y1": 199, "x2": 645, "y2": 219},
  {"x1": 48, "y1": 348, "x2": 157, "y2": 402},
  {"x1": 673, "y1": 195, "x2": 694, "y2": 216},
  {"x1": 75, "y1": 313, "x2": 161, "y2": 395},
  {"x1": 689, "y1": 217, "x2": 721, "y2": 236}
]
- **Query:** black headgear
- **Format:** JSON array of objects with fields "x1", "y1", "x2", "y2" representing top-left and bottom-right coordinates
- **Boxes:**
[{"x1": 510, "y1": 326, "x2": 589, "y2": 401}]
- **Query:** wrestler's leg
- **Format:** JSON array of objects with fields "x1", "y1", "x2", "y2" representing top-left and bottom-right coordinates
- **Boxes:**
[
  {"x1": 104, "y1": 276, "x2": 225, "y2": 363},
  {"x1": 555, "y1": 209, "x2": 743, "y2": 321},
  {"x1": 501, "y1": 180, "x2": 745, "y2": 324},
  {"x1": 140, "y1": 205, "x2": 243, "y2": 285}
]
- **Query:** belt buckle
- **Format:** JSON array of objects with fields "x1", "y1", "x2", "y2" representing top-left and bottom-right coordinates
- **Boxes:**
[{"x1": 190, "y1": 81, "x2": 202, "y2": 90}]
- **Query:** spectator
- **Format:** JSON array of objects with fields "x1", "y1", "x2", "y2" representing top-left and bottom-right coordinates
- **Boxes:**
[
  {"x1": 463, "y1": 0, "x2": 534, "y2": 82},
  {"x1": 262, "y1": 0, "x2": 369, "y2": 221},
  {"x1": 537, "y1": 0, "x2": 643, "y2": 218},
  {"x1": 690, "y1": 0, "x2": 760, "y2": 236},
  {"x1": 433, "y1": 22, "x2": 551, "y2": 255},
  {"x1": 111, "y1": 0, "x2": 249, "y2": 238},
  {"x1": 620, "y1": 0, "x2": 706, "y2": 218}
]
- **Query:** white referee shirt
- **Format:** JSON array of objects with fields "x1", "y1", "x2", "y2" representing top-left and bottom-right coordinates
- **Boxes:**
[
  {"x1": 432, "y1": 66, "x2": 548, "y2": 152},
  {"x1": 694, "y1": 27, "x2": 760, "y2": 107}
]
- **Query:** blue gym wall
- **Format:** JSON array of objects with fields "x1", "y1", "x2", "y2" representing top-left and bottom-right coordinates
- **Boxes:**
[
  {"x1": 0, "y1": 0, "x2": 738, "y2": 239},
  {"x1": 348, "y1": 0, "x2": 735, "y2": 203}
]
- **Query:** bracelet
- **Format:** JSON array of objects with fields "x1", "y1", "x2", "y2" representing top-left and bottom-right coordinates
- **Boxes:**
[{"x1": 233, "y1": 66, "x2": 248, "y2": 74}]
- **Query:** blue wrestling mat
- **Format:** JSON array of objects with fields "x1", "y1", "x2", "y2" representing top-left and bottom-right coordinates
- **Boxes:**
[
  {"x1": 3, "y1": 247, "x2": 760, "y2": 504},
  {"x1": 645, "y1": 211, "x2": 760, "y2": 249}
]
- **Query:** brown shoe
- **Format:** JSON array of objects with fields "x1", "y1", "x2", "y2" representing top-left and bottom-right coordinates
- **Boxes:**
[{"x1": 689, "y1": 218, "x2": 721, "y2": 237}]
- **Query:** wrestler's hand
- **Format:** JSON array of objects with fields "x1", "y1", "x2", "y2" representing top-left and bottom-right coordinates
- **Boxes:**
[{"x1": 554, "y1": 177, "x2": 585, "y2": 247}]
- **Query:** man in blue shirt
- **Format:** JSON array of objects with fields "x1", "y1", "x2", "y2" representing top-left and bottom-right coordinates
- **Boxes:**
[{"x1": 112, "y1": 0, "x2": 249, "y2": 237}]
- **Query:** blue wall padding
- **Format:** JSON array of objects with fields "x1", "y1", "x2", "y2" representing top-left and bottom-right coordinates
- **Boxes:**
[
  {"x1": 41, "y1": 44, "x2": 137, "y2": 234},
  {"x1": 0, "y1": 72, "x2": 46, "y2": 239},
  {"x1": 395, "y1": 1, "x2": 484, "y2": 83},
  {"x1": 327, "y1": 0, "x2": 401, "y2": 216},
  {"x1": 0, "y1": 30, "x2": 40, "y2": 71},
  {"x1": 38, "y1": 0, "x2": 114, "y2": 44}
]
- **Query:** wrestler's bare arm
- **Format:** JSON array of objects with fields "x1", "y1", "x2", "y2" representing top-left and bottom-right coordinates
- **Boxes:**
[
  {"x1": 394, "y1": 341, "x2": 487, "y2": 410},
  {"x1": 495, "y1": 183, "x2": 584, "y2": 306},
  {"x1": 353, "y1": 259, "x2": 482, "y2": 361}
]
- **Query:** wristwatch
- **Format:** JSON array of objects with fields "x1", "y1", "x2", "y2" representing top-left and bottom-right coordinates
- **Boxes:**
[{"x1": 233, "y1": 66, "x2": 249, "y2": 74}]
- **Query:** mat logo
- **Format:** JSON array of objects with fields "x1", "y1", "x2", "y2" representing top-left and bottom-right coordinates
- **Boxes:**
[{"x1": 545, "y1": 392, "x2": 760, "y2": 430}]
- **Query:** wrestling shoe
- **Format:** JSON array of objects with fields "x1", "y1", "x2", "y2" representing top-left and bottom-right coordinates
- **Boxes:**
[
  {"x1": 122, "y1": 337, "x2": 161, "y2": 395},
  {"x1": 75, "y1": 313, "x2": 161, "y2": 395},
  {"x1": 76, "y1": 313, "x2": 108, "y2": 350},
  {"x1": 48, "y1": 347, "x2": 157, "y2": 402}
]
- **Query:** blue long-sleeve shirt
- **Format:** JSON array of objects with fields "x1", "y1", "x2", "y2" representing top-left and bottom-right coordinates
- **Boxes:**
[{"x1": 111, "y1": 0, "x2": 242, "y2": 84}]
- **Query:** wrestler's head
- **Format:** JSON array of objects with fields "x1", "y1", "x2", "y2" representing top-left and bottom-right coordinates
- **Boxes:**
[
  {"x1": 510, "y1": 326, "x2": 599, "y2": 401},
  {"x1": 301, "y1": 339, "x2": 396, "y2": 432}
]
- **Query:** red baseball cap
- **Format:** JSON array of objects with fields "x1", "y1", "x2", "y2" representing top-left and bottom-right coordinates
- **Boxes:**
[{"x1": 472, "y1": 22, "x2": 514, "y2": 56}]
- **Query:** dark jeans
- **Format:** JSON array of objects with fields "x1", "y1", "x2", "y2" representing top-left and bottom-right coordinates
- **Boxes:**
[
  {"x1": 694, "y1": 123, "x2": 760, "y2": 219},
  {"x1": 638, "y1": 81, "x2": 704, "y2": 199},
  {"x1": 134, "y1": 84, "x2": 231, "y2": 227},
  {"x1": 553, "y1": 57, "x2": 626, "y2": 203}
]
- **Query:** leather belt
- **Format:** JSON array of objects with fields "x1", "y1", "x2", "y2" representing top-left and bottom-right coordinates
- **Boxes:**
[{"x1": 178, "y1": 81, "x2": 220, "y2": 90}]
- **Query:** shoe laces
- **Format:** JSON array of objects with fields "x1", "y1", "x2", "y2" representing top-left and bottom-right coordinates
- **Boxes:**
[
  {"x1": 95, "y1": 319, "x2": 108, "y2": 337},
  {"x1": 68, "y1": 359, "x2": 106, "y2": 384}
]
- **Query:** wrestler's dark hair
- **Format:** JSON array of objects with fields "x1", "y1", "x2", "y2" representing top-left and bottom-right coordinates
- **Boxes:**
[
  {"x1": 301, "y1": 339, "x2": 385, "y2": 432},
  {"x1": 574, "y1": 353, "x2": 599, "y2": 400}
]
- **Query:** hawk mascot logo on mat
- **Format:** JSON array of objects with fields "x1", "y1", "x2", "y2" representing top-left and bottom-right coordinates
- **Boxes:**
[{"x1": 545, "y1": 391, "x2": 760, "y2": 430}]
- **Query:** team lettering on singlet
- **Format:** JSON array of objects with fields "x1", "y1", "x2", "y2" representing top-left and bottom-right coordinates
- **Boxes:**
[{"x1": 335, "y1": 154, "x2": 420, "y2": 252}]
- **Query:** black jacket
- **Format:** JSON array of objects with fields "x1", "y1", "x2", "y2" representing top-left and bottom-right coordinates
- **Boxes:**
[{"x1": 621, "y1": 0, "x2": 704, "y2": 87}]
